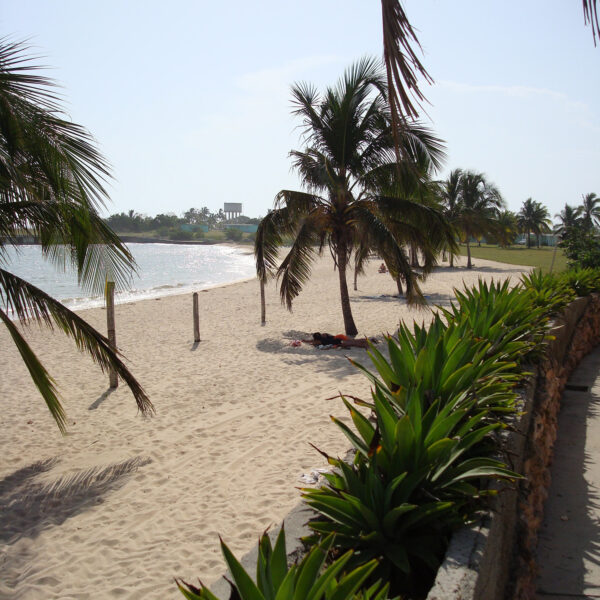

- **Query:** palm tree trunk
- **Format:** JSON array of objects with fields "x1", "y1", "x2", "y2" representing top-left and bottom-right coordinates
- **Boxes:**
[
  {"x1": 527, "y1": 232, "x2": 531, "y2": 248},
  {"x1": 410, "y1": 245, "x2": 419, "y2": 268},
  {"x1": 450, "y1": 252, "x2": 454, "y2": 268},
  {"x1": 337, "y1": 248, "x2": 358, "y2": 336},
  {"x1": 466, "y1": 240, "x2": 472, "y2": 269},
  {"x1": 260, "y1": 278, "x2": 266, "y2": 325},
  {"x1": 353, "y1": 267, "x2": 358, "y2": 291},
  {"x1": 396, "y1": 276, "x2": 403, "y2": 297}
]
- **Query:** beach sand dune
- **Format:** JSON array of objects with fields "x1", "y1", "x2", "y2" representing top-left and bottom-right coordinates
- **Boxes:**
[{"x1": 0, "y1": 254, "x2": 528, "y2": 599}]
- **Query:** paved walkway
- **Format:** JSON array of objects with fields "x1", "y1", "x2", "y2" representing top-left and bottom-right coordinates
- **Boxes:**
[{"x1": 536, "y1": 346, "x2": 600, "y2": 599}]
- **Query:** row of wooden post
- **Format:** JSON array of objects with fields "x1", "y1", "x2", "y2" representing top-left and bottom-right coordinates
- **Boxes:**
[{"x1": 105, "y1": 280, "x2": 264, "y2": 388}]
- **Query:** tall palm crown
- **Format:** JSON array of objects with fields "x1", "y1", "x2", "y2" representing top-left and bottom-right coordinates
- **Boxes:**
[
  {"x1": 444, "y1": 170, "x2": 503, "y2": 269},
  {"x1": 495, "y1": 210, "x2": 519, "y2": 247},
  {"x1": 554, "y1": 203, "x2": 582, "y2": 240},
  {"x1": 517, "y1": 198, "x2": 552, "y2": 248},
  {"x1": 0, "y1": 39, "x2": 152, "y2": 431},
  {"x1": 255, "y1": 58, "x2": 452, "y2": 335},
  {"x1": 438, "y1": 168, "x2": 463, "y2": 266},
  {"x1": 580, "y1": 192, "x2": 600, "y2": 230}
]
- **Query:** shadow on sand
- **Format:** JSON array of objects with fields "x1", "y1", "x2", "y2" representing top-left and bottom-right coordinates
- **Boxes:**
[
  {"x1": 88, "y1": 388, "x2": 116, "y2": 410},
  {"x1": 0, "y1": 456, "x2": 151, "y2": 544}
]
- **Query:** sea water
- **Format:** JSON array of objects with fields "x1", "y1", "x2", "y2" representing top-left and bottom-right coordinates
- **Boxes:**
[{"x1": 2, "y1": 243, "x2": 256, "y2": 312}]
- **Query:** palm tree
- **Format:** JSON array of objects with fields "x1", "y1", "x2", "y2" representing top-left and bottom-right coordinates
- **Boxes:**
[
  {"x1": 580, "y1": 192, "x2": 600, "y2": 230},
  {"x1": 517, "y1": 198, "x2": 552, "y2": 248},
  {"x1": 438, "y1": 168, "x2": 463, "y2": 267},
  {"x1": 451, "y1": 171, "x2": 504, "y2": 269},
  {"x1": 255, "y1": 58, "x2": 453, "y2": 335},
  {"x1": 0, "y1": 39, "x2": 153, "y2": 432},
  {"x1": 554, "y1": 203, "x2": 582, "y2": 241},
  {"x1": 495, "y1": 210, "x2": 519, "y2": 248}
]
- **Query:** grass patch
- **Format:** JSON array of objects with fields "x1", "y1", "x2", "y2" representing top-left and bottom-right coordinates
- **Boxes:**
[{"x1": 459, "y1": 244, "x2": 568, "y2": 273}]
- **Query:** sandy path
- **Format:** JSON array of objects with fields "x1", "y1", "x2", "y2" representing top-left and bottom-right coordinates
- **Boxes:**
[{"x1": 0, "y1": 254, "x2": 529, "y2": 599}]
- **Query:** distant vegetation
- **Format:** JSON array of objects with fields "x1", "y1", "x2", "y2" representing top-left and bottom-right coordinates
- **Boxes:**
[
  {"x1": 458, "y1": 244, "x2": 568, "y2": 273},
  {"x1": 104, "y1": 208, "x2": 260, "y2": 243}
]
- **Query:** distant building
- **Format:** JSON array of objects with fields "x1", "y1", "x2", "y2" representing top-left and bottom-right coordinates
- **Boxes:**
[{"x1": 224, "y1": 203, "x2": 242, "y2": 220}]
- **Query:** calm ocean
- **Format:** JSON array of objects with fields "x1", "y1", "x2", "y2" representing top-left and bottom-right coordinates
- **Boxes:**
[{"x1": 3, "y1": 243, "x2": 256, "y2": 311}]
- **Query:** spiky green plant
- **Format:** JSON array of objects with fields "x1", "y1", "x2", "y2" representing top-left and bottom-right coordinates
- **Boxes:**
[
  {"x1": 352, "y1": 315, "x2": 520, "y2": 418},
  {"x1": 559, "y1": 268, "x2": 600, "y2": 297},
  {"x1": 439, "y1": 278, "x2": 554, "y2": 364},
  {"x1": 520, "y1": 270, "x2": 574, "y2": 315},
  {"x1": 304, "y1": 390, "x2": 519, "y2": 597},
  {"x1": 176, "y1": 528, "x2": 396, "y2": 600}
]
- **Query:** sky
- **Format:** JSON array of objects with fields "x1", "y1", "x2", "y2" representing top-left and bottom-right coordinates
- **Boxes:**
[{"x1": 2, "y1": 1, "x2": 599, "y2": 222}]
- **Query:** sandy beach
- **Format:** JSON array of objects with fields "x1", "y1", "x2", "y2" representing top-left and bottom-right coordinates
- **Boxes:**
[{"x1": 0, "y1": 253, "x2": 529, "y2": 599}]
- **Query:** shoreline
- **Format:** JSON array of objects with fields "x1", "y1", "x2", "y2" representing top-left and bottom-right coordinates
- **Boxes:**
[{"x1": 0, "y1": 255, "x2": 530, "y2": 600}]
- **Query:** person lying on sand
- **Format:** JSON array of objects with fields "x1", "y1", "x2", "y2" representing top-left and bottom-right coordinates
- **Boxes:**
[{"x1": 301, "y1": 332, "x2": 374, "y2": 348}]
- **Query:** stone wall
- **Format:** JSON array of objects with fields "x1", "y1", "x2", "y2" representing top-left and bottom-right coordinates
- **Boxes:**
[{"x1": 427, "y1": 294, "x2": 600, "y2": 600}]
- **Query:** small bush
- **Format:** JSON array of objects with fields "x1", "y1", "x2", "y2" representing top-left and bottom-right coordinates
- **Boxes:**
[{"x1": 225, "y1": 228, "x2": 243, "y2": 241}]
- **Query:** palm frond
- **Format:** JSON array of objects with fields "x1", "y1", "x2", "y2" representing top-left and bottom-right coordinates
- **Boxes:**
[
  {"x1": 0, "y1": 306, "x2": 66, "y2": 432},
  {"x1": 0, "y1": 268, "x2": 154, "y2": 419},
  {"x1": 277, "y1": 211, "x2": 325, "y2": 309},
  {"x1": 584, "y1": 0, "x2": 600, "y2": 45}
]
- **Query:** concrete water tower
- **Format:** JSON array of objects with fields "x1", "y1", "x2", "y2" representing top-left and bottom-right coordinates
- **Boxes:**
[{"x1": 224, "y1": 203, "x2": 242, "y2": 220}]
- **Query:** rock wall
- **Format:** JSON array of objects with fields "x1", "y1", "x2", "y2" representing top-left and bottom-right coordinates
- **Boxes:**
[{"x1": 427, "y1": 294, "x2": 600, "y2": 600}]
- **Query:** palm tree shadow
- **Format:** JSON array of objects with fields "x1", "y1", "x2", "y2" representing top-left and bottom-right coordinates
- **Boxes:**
[
  {"x1": 0, "y1": 456, "x2": 151, "y2": 544},
  {"x1": 536, "y1": 349, "x2": 600, "y2": 596},
  {"x1": 255, "y1": 334, "x2": 390, "y2": 379},
  {"x1": 88, "y1": 388, "x2": 116, "y2": 410}
]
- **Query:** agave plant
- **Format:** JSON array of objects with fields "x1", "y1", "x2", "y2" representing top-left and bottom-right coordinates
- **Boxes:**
[
  {"x1": 177, "y1": 527, "x2": 395, "y2": 600},
  {"x1": 303, "y1": 385, "x2": 520, "y2": 597},
  {"x1": 520, "y1": 270, "x2": 575, "y2": 315},
  {"x1": 439, "y1": 278, "x2": 554, "y2": 364},
  {"x1": 351, "y1": 315, "x2": 520, "y2": 418},
  {"x1": 559, "y1": 268, "x2": 600, "y2": 297}
]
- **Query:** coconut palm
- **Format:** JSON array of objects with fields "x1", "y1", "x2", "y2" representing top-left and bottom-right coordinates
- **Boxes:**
[
  {"x1": 554, "y1": 203, "x2": 582, "y2": 241},
  {"x1": 517, "y1": 198, "x2": 552, "y2": 248},
  {"x1": 495, "y1": 210, "x2": 519, "y2": 247},
  {"x1": 580, "y1": 192, "x2": 600, "y2": 230},
  {"x1": 438, "y1": 168, "x2": 463, "y2": 267},
  {"x1": 255, "y1": 58, "x2": 453, "y2": 335},
  {"x1": 0, "y1": 38, "x2": 153, "y2": 432},
  {"x1": 451, "y1": 171, "x2": 504, "y2": 269}
]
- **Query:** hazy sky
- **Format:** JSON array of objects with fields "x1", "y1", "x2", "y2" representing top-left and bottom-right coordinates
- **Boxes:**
[{"x1": 2, "y1": 1, "x2": 598, "y2": 221}]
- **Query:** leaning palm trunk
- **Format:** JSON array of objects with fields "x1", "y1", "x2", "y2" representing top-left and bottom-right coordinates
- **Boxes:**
[{"x1": 336, "y1": 248, "x2": 358, "y2": 336}]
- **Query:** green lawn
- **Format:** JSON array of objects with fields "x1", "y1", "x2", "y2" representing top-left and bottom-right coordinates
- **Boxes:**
[{"x1": 458, "y1": 244, "x2": 568, "y2": 273}]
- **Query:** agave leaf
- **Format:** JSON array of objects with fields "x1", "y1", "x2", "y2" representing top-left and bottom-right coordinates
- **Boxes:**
[
  {"x1": 293, "y1": 534, "x2": 332, "y2": 600},
  {"x1": 381, "y1": 503, "x2": 417, "y2": 531},
  {"x1": 326, "y1": 559, "x2": 379, "y2": 600},
  {"x1": 304, "y1": 549, "x2": 353, "y2": 600},
  {"x1": 220, "y1": 539, "x2": 264, "y2": 600},
  {"x1": 343, "y1": 397, "x2": 376, "y2": 447},
  {"x1": 270, "y1": 526, "x2": 288, "y2": 595},
  {"x1": 331, "y1": 416, "x2": 370, "y2": 457}
]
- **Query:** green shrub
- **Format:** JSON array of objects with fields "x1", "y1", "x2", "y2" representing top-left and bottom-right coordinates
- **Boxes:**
[
  {"x1": 177, "y1": 527, "x2": 396, "y2": 600},
  {"x1": 225, "y1": 228, "x2": 244, "y2": 241},
  {"x1": 170, "y1": 229, "x2": 194, "y2": 241}
]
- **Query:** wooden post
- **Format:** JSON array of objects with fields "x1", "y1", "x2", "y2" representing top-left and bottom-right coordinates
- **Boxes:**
[
  {"x1": 260, "y1": 278, "x2": 266, "y2": 325},
  {"x1": 193, "y1": 292, "x2": 200, "y2": 342},
  {"x1": 106, "y1": 280, "x2": 118, "y2": 388}
]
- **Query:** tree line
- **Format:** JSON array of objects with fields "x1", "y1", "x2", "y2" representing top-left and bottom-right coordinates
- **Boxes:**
[{"x1": 104, "y1": 207, "x2": 260, "y2": 234}]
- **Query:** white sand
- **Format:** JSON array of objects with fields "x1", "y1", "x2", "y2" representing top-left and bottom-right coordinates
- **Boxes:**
[{"x1": 0, "y1": 253, "x2": 529, "y2": 599}]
